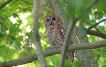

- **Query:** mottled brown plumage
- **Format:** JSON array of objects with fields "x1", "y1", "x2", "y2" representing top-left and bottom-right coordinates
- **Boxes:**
[{"x1": 44, "y1": 14, "x2": 74, "y2": 62}]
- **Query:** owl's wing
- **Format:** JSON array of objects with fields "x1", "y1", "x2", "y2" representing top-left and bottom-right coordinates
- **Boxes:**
[
  {"x1": 55, "y1": 24, "x2": 66, "y2": 42},
  {"x1": 56, "y1": 24, "x2": 74, "y2": 63}
]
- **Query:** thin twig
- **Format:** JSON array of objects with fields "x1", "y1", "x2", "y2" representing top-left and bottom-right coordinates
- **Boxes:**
[
  {"x1": 0, "y1": 16, "x2": 8, "y2": 30},
  {"x1": 33, "y1": 0, "x2": 47, "y2": 67},
  {"x1": 95, "y1": 51, "x2": 105, "y2": 61},
  {"x1": 22, "y1": 0, "x2": 32, "y2": 4},
  {"x1": 0, "y1": 16, "x2": 4, "y2": 23},
  {"x1": 59, "y1": 17, "x2": 79, "y2": 67},
  {"x1": 0, "y1": 0, "x2": 12, "y2": 9},
  {"x1": 84, "y1": 21, "x2": 100, "y2": 31},
  {"x1": 102, "y1": 0, "x2": 106, "y2": 4},
  {"x1": 87, "y1": 18, "x2": 106, "y2": 31},
  {"x1": 0, "y1": 40, "x2": 106, "y2": 67}
]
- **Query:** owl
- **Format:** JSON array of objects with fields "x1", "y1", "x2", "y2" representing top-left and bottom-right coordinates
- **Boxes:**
[{"x1": 44, "y1": 14, "x2": 74, "y2": 62}]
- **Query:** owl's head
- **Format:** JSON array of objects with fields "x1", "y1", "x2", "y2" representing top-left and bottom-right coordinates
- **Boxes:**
[{"x1": 45, "y1": 14, "x2": 62, "y2": 26}]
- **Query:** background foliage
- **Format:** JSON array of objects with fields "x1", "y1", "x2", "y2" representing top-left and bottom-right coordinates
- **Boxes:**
[{"x1": 0, "y1": 0, "x2": 106, "y2": 67}]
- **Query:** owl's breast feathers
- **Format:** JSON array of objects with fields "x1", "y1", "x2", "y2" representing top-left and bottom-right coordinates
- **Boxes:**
[{"x1": 46, "y1": 23, "x2": 66, "y2": 47}]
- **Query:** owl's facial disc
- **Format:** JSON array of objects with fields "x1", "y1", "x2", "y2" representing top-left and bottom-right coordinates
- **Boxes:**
[
  {"x1": 49, "y1": 17, "x2": 56, "y2": 25},
  {"x1": 46, "y1": 17, "x2": 56, "y2": 25}
]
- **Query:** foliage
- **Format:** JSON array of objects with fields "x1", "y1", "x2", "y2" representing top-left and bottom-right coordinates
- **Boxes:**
[{"x1": 0, "y1": 0, "x2": 106, "y2": 67}]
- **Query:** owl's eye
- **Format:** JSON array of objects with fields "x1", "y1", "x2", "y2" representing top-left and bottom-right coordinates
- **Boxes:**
[
  {"x1": 47, "y1": 18, "x2": 50, "y2": 22},
  {"x1": 52, "y1": 17, "x2": 56, "y2": 21}
]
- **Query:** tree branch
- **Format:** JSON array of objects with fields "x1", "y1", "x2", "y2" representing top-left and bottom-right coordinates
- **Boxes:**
[
  {"x1": 102, "y1": 0, "x2": 106, "y2": 4},
  {"x1": 59, "y1": 17, "x2": 79, "y2": 67},
  {"x1": 84, "y1": 21, "x2": 99, "y2": 31},
  {"x1": 87, "y1": 30, "x2": 106, "y2": 39},
  {"x1": 22, "y1": 0, "x2": 32, "y2": 4},
  {"x1": 33, "y1": 0, "x2": 47, "y2": 67},
  {"x1": 77, "y1": 22, "x2": 98, "y2": 67},
  {"x1": 86, "y1": 0, "x2": 99, "y2": 10},
  {"x1": 75, "y1": 0, "x2": 99, "y2": 66},
  {"x1": 87, "y1": 18, "x2": 106, "y2": 31},
  {"x1": 0, "y1": 0, "x2": 12, "y2": 9},
  {"x1": 0, "y1": 40, "x2": 106, "y2": 67},
  {"x1": 49, "y1": 0, "x2": 69, "y2": 26}
]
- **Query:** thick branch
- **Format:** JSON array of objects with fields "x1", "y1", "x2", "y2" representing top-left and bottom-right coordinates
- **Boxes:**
[
  {"x1": 0, "y1": 0, "x2": 12, "y2": 9},
  {"x1": 0, "y1": 40, "x2": 106, "y2": 67},
  {"x1": 77, "y1": 22, "x2": 98, "y2": 67}
]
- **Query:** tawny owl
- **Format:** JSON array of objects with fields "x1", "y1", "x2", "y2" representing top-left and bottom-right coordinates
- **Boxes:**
[{"x1": 44, "y1": 14, "x2": 74, "y2": 62}]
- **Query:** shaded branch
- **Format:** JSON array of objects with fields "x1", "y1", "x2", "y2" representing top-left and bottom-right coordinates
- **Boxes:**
[
  {"x1": 87, "y1": 30, "x2": 106, "y2": 39},
  {"x1": 76, "y1": 22, "x2": 90, "y2": 67},
  {"x1": 0, "y1": 40, "x2": 106, "y2": 67},
  {"x1": 102, "y1": 0, "x2": 106, "y2": 4},
  {"x1": 75, "y1": 0, "x2": 99, "y2": 66},
  {"x1": 0, "y1": 16, "x2": 4, "y2": 23},
  {"x1": 77, "y1": 22, "x2": 98, "y2": 67},
  {"x1": 87, "y1": 18, "x2": 106, "y2": 31},
  {"x1": 0, "y1": 16, "x2": 8, "y2": 31},
  {"x1": 0, "y1": 0, "x2": 12, "y2": 9},
  {"x1": 49, "y1": 0, "x2": 68, "y2": 26},
  {"x1": 86, "y1": 0, "x2": 99, "y2": 10},
  {"x1": 22, "y1": 0, "x2": 32, "y2": 4}
]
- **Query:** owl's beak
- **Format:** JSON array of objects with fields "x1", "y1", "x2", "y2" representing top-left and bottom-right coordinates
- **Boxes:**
[
  {"x1": 49, "y1": 20, "x2": 53, "y2": 25},
  {"x1": 49, "y1": 22, "x2": 52, "y2": 25}
]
